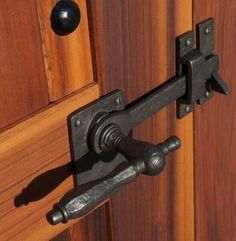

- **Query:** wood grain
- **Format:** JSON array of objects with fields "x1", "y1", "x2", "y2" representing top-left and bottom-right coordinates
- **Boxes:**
[
  {"x1": 69, "y1": 205, "x2": 109, "y2": 241},
  {"x1": 194, "y1": 1, "x2": 236, "y2": 241},
  {"x1": 0, "y1": 1, "x2": 49, "y2": 129},
  {"x1": 0, "y1": 83, "x2": 99, "y2": 241},
  {"x1": 88, "y1": 1, "x2": 194, "y2": 241},
  {"x1": 36, "y1": 0, "x2": 94, "y2": 101},
  {"x1": 51, "y1": 205, "x2": 109, "y2": 241},
  {"x1": 11, "y1": 201, "x2": 109, "y2": 241},
  {"x1": 173, "y1": 2, "x2": 194, "y2": 240}
]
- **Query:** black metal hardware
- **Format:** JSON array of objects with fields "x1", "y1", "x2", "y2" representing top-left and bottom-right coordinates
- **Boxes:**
[
  {"x1": 51, "y1": 0, "x2": 80, "y2": 36},
  {"x1": 176, "y1": 18, "x2": 229, "y2": 117},
  {"x1": 47, "y1": 136, "x2": 180, "y2": 225},
  {"x1": 47, "y1": 18, "x2": 229, "y2": 225}
]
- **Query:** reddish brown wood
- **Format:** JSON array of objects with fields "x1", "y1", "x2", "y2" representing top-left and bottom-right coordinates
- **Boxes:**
[
  {"x1": 0, "y1": 84, "x2": 101, "y2": 241},
  {"x1": 194, "y1": 1, "x2": 236, "y2": 241},
  {"x1": 36, "y1": 0, "x2": 94, "y2": 101},
  {"x1": 87, "y1": 1, "x2": 193, "y2": 241},
  {"x1": 0, "y1": 1, "x2": 49, "y2": 129},
  {"x1": 0, "y1": 1, "x2": 195, "y2": 240},
  {"x1": 51, "y1": 206, "x2": 109, "y2": 241},
  {"x1": 0, "y1": 1, "x2": 108, "y2": 240}
]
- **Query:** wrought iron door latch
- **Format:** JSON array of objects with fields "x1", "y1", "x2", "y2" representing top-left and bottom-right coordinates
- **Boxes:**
[{"x1": 47, "y1": 18, "x2": 229, "y2": 225}]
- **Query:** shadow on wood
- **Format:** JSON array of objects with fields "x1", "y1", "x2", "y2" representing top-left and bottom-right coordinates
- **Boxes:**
[{"x1": 14, "y1": 150, "x2": 119, "y2": 207}]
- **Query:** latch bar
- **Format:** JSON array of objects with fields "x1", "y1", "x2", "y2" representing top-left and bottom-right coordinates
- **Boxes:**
[{"x1": 126, "y1": 75, "x2": 186, "y2": 127}]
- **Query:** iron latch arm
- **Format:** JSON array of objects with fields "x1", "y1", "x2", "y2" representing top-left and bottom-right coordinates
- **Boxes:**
[{"x1": 126, "y1": 76, "x2": 186, "y2": 127}]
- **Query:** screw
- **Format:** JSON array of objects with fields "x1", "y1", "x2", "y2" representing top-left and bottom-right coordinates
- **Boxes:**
[
  {"x1": 185, "y1": 105, "x2": 191, "y2": 113},
  {"x1": 204, "y1": 27, "x2": 210, "y2": 35},
  {"x1": 75, "y1": 119, "x2": 82, "y2": 127},
  {"x1": 185, "y1": 38, "x2": 191, "y2": 47},
  {"x1": 114, "y1": 97, "x2": 122, "y2": 106},
  {"x1": 205, "y1": 91, "x2": 210, "y2": 97}
]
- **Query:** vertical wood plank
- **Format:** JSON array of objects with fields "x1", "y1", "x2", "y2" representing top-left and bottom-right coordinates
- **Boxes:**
[
  {"x1": 194, "y1": 1, "x2": 236, "y2": 241},
  {"x1": 69, "y1": 206, "x2": 109, "y2": 241},
  {"x1": 51, "y1": 206, "x2": 109, "y2": 241},
  {"x1": 36, "y1": 0, "x2": 94, "y2": 101},
  {"x1": 51, "y1": 229, "x2": 71, "y2": 241},
  {"x1": 88, "y1": 1, "x2": 194, "y2": 241},
  {"x1": 173, "y1": 1, "x2": 194, "y2": 241},
  {"x1": 0, "y1": 1, "x2": 49, "y2": 129}
]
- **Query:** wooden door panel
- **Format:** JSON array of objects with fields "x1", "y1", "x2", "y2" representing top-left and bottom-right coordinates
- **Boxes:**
[
  {"x1": 0, "y1": 1, "x2": 49, "y2": 129},
  {"x1": 88, "y1": 1, "x2": 194, "y2": 241},
  {"x1": 0, "y1": 0, "x2": 94, "y2": 130},
  {"x1": 36, "y1": 0, "x2": 94, "y2": 101},
  {"x1": 0, "y1": 84, "x2": 100, "y2": 241},
  {"x1": 194, "y1": 1, "x2": 236, "y2": 241},
  {"x1": 0, "y1": 0, "x2": 107, "y2": 240},
  {"x1": 0, "y1": 1, "x2": 196, "y2": 240}
]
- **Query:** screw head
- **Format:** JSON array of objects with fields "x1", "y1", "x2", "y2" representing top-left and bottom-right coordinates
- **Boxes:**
[
  {"x1": 204, "y1": 27, "x2": 210, "y2": 35},
  {"x1": 205, "y1": 91, "x2": 210, "y2": 97},
  {"x1": 75, "y1": 119, "x2": 82, "y2": 127},
  {"x1": 185, "y1": 105, "x2": 191, "y2": 113},
  {"x1": 185, "y1": 38, "x2": 191, "y2": 47},
  {"x1": 114, "y1": 97, "x2": 122, "y2": 106}
]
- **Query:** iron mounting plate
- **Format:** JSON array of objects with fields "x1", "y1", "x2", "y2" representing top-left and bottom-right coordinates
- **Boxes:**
[
  {"x1": 67, "y1": 90, "x2": 126, "y2": 186},
  {"x1": 176, "y1": 18, "x2": 215, "y2": 118},
  {"x1": 176, "y1": 30, "x2": 195, "y2": 118}
]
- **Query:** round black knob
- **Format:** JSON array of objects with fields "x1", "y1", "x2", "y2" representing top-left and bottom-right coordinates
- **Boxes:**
[{"x1": 50, "y1": 0, "x2": 81, "y2": 36}]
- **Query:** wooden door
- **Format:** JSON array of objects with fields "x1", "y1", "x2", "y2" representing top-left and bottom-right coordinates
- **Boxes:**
[
  {"x1": 0, "y1": 1, "x2": 195, "y2": 241},
  {"x1": 0, "y1": 1, "x2": 106, "y2": 240},
  {"x1": 87, "y1": 1, "x2": 194, "y2": 241},
  {"x1": 194, "y1": 1, "x2": 236, "y2": 241},
  {"x1": 54, "y1": 1, "x2": 194, "y2": 241}
]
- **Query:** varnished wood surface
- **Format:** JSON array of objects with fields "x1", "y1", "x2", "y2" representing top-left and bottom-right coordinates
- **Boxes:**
[
  {"x1": 173, "y1": 3, "x2": 194, "y2": 240},
  {"x1": 194, "y1": 1, "x2": 236, "y2": 241},
  {"x1": 51, "y1": 205, "x2": 109, "y2": 241},
  {"x1": 0, "y1": 1, "x2": 49, "y2": 129},
  {"x1": 0, "y1": 84, "x2": 99, "y2": 241},
  {"x1": 0, "y1": 0, "x2": 195, "y2": 240},
  {"x1": 88, "y1": 1, "x2": 194, "y2": 241},
  {"x1": 36, "y1": 0, "x2": 94, "y2": 101}
]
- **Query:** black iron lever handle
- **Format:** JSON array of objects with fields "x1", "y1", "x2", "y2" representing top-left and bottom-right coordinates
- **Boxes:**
[
  {"x1": 47, "y1": 135, "x2": 181, "y2": 225},
  {"x1": 47, "y1": 162, "x2": 137, "y2": 225},
  {"x1": 98, "y1": 124, "x2": 181, "y2": 176}
]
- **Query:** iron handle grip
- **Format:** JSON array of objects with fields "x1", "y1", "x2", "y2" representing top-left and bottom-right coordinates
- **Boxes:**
[
  {"x1": 47, "y1": 162, "x2": 138, "y2": 225},
  {"x1": 47, "y1": 136, "x2": 181, "y2": 225},
  {"x1": 115, "y1": 135, "x2": 180, "y2": 176}
]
